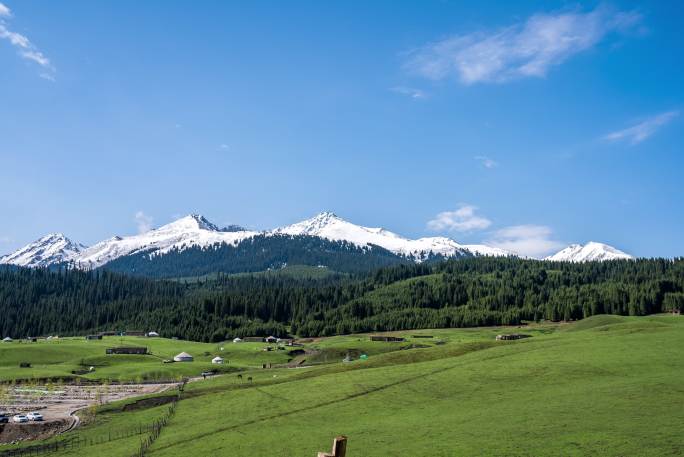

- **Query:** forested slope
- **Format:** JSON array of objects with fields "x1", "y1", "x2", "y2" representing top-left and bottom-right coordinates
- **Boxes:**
[
  {"x1": 99, "y1": 234, "x2": 415, "y2": 277},
  {"x1": 1, "y1": 258, "x2": 683, "y2": 341}
]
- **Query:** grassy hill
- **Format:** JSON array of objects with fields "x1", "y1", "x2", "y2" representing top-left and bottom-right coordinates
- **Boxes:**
[
  {"x1": 0, "y1": 336, "x2": 288, "y2": 382},
  {"x1": 7, "y1": 315, "x2": 683, "y2": 456}
]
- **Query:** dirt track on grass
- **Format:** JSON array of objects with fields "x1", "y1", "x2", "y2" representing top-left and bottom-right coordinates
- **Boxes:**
[{"x1": 0, "y1": 383, "x2": 178, "y2": 444}]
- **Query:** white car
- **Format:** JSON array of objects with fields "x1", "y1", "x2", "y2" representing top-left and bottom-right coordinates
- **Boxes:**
[
  {"x1": 13, "y1": 414, "x2": 28, "y2": 423},
  {"x1": 27, "y1": 412, "x2": 43, "y2": 421}
]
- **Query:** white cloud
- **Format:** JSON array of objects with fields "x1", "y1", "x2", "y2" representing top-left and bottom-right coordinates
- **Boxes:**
[
  {"x1": 0, "y1": 4, "x2": 55, "y2": 78},
  {"x1": 0, "y1": 236, "x2": 12, "y2": 244},
  {"x1": 405, "y1": 5, "x2": 640, "y2": 85},
  {"x1": 219, "y1": 144, "x2": 230, "y2": 150},
  {"x1": 486, "y1": 224, "x2": 564, "y2": 258},
  {"x1": 474, "y1": 156, "x2": 498, "y2": 169},
  {"x1": 134, "y1": 211, "x2": 154, "y2": 234},
  {"x1": 390, "y1": 86, "x2": 427, "y2": 99},
  {"x1": 427, "y1": 205, "x2": 492, "y2": 233},
  {"x1": 603, "y1": 111, "x2": 679, "y2": 145}
]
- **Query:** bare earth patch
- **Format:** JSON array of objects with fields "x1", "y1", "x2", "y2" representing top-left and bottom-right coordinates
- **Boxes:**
[{"x1": 0, "y1": 383, "x2": 177, "y2": 444}]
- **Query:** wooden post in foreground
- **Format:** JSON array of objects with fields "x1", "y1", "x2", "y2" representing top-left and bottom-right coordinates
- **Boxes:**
[{"x1": 317, "y1": 435, "x2": 347, "y2": 457}]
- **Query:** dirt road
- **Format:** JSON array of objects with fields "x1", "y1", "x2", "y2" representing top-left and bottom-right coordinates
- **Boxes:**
[{"x1": 0, "y1": 382, "x2": 179, "y2": 444}]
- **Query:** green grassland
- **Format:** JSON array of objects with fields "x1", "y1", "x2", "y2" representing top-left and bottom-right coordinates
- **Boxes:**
[
  {"x1": 0, "y1": 324, "x2": 492, "y2": 382},
  {"x1": 0, "y1": 336, "x2": 295, "y2": 382},
  {"x1": 3, "y1": 315, "x2": 683, "y2": 456}
]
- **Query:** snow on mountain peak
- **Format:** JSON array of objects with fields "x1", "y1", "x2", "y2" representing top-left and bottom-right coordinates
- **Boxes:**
[
  {"x1": 280, "y1": 211, "x2": 344, "y2": 235},
  {"x1": 74, "y1": 214, "x2": 260, "y2": 268},
  {"x1": 159, "y1": 214, "x2": 220, "y2": 232},
  {"x1": 273, "y1": 212, "x2": 503, "y2": 260},
  {"x1": 2, "y1": 212, "x2": 638, "y2": 271},
  {"x1": 0, "y1": 233, "x2": 86, "y2": 268},
  {"x1": 545, "y1": 242, "x2": 633, "y2": 262}
]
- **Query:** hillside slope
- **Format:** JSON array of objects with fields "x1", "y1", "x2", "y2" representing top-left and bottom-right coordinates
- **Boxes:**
[
  {"x1": 2, "y1": 257, "x2": 683, "y2": 342},
  {"x1": 23, "y1": 316, "x2": 684, "y2": 457}
]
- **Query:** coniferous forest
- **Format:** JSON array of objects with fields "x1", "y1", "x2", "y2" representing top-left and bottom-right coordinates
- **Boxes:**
[
  {"x1": 99, "y1": 234, "x2": 418, "y2": 277},
  {"x1": 1, "y1": 257, "x2": 683, "y2": 342}
]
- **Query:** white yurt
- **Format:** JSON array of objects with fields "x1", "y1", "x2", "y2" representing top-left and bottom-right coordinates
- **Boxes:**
[
  {"x1": 233, "y1": 337, "x2": 243, "y2": 343},
  {"x1": 173, "y1": 352, "x2": 193, "y2": 362},
  {"x1": 2, "y1": 337, "x2": 12, "y2": 342},
  {"x1": 146, "y1": 331, "x2": 160, "y2": 337},
  {"x1": 211, "y1": 356, "x2": 224, "y2": 364}
]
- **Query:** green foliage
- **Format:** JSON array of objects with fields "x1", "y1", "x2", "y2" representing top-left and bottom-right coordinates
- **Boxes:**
[
  {"x1": 1, "y1": 257, "x2": 683, "y2": 342},
  {"x1": 21, "y1": 316, "x2": 684, "y2": 457},
  {"x1": 99, "y1": 234, "x2": 412, "y2": 277}
]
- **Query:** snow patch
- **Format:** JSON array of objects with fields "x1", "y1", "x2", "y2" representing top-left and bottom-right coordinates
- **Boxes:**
[{"x1": 545, "y1": 242, "x2": 633, "y2": 262}]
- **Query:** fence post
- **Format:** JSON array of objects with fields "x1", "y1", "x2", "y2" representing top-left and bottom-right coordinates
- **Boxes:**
[{"x1": 317, "y1": 436, "x2": 347, "y2": 457}]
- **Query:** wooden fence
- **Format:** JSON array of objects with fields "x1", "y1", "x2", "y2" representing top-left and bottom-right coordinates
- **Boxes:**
[{"x1": 134, "y1": 400, "x2": 177, "y2": 457}]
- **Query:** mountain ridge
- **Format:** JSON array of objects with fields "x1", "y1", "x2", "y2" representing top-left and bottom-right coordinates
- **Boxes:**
[
  {"x1": 0, "y1": 212, "x2": 634, "y2": 270},
  {"x1": 0, "y1": 233, "x2": 86, "y2": 268}
]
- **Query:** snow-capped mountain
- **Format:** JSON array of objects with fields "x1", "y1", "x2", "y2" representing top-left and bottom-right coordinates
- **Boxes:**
[
  {"x1": 545, "y1": 242, "x2": 633, "y2": 262},
  {"x1": 75, "y1": 215, "x2": 260, "y2": 269},
  {"x1": 0, "y1": 233, "x2": 86, "y2": 268},
  {"x1": 2, "y1": 213, "x2": 635, "y2": 272},
  {"x1": 272, "y1": 212, "x2": 512, "y2": 260}
]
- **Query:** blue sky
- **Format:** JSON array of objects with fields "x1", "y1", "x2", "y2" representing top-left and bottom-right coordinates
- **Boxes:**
[{"x1": 1, "y1": 1, "x2": 682, "y2": 258}]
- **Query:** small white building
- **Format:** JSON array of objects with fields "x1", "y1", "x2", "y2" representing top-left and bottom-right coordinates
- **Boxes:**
[
  {"x1": 146, "y1": 331, "x2": 160, "y2": 337},
  {"x1": 233, "y1": 337, "x2": 243, "y2": 343},
  {"x1": 211, "y1": 356, "x2": 224, "y2": 364},
  {"x1": 2, "y1": 337, "x2": 12, "y2": 342},
  {"x1": 173, "y1": 352, "x2": 193, "y2": 362}
]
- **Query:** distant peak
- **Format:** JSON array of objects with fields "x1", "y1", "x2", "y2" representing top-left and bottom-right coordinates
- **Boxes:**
[
  {"x1": 0, "y1": 232, "x2": 86, "y2": 268},
  {"x1": 41, "y1": 233, "x2": 68, "y2": 241},
  {"x1": 546, "y1": 241, "x2": 632, "y2": 262},
  {"x1": 192, "y1": 214, "x2": 218, "y2": 229},
  {"x1": 163, "y1": 214, "x2": 220, "y2": 232},
  {"x1": 585, "y1": 241, "x2": 606, "y2": 247},
  {"x1": 313, "y1": 211, "x2": 340, "y2": 220},
  {"x1": 38, "y1": 233, "x2": 85, "y2": 249}
]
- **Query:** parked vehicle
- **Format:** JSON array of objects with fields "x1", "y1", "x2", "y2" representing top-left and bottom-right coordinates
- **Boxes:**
[
  {"x1": 0, "y1": 414, "x2": 9, "y2": 423},
  {"x1": 27, "y1": 412, "x2": 44, "y2": 421},
  {"x1": 13, "y1": 415, "x2": 28, "y2": 423}
]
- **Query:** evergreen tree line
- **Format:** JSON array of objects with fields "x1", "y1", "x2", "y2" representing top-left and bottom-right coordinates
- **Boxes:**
[
  {"x1": 99, "y1": 234, "x2": 419, "y2": 277},
  {"x1": 0, "y1": 257, "x2": 682, "y2": 341}
]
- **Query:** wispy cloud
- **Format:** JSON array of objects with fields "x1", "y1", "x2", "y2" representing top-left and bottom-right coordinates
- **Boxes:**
[
  {"x1": 134, "y1": 211, "x2": 154, "y2": 234},
  {"x1": 404, "y1": 5, "x2": 640, "y2": 85},
  {"x1": 603, "y1": 111, "x2": 679, "y2": 145},
  {"x1": 486, "y1": 224, "x2": 564, "y2": 258},
  {"x1": 474, "y1": 156, "x2": 498, "y2": 169},
  {"x1": 0, "y1": 2, "x2": 55, "y2": 79},
  {"x1": 390, "y1": 86, "x2": 427, "y2": 100},
  {"x1": 427, "y1": 205, "x2": 492, "y2": 233},
  {"x1": 219, "y1": 143, "x2": 230, "y2": 150}
]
